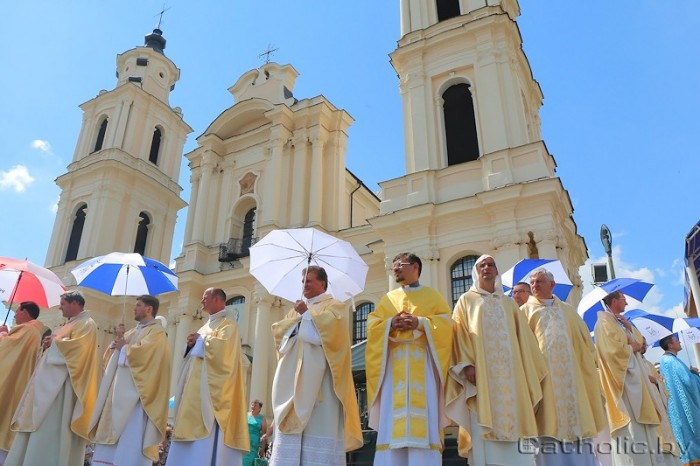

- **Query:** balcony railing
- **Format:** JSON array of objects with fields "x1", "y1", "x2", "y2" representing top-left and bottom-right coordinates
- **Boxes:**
[{"x1": 218, "y1": 237, "x2": 256, "y2": 262}]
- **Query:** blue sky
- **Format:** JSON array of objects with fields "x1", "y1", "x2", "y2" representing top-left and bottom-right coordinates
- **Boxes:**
[{"x1": 1, "y1": 2, "x2": 699, "y2": 358}]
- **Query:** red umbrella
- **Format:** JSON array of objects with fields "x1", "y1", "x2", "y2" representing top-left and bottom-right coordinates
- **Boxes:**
[{"x1": 0, "y1": 257, "x2": 67, "y2": 324}]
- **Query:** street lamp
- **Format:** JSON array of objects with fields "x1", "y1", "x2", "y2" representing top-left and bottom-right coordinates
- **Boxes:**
[{"x1": 600, "y1": 224, "x2": 616, "y2": 280}]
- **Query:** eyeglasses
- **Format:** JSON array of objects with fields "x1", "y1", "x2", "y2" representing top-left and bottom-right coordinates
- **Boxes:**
[{"x1": 392, "y1": 262, "x2": 413, "y2": 268}]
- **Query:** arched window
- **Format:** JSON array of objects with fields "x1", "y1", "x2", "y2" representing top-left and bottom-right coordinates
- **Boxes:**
[
  {"x1": 443, "y1": 83, "x2": 480, "y2": 165},
  {"x1": 451, "y1": 255, "x2": 479, "y2": 305},
  {"x1": 226, "y1": 296, "x2": 245, "y2": 321},
  {"x1": 65, "y1": 204, "x2": 87, "y2": 262},
  {"x1": 226, "y1": 295, "x2": 245, "y2": 305},
  {"x1": 437, "y1": 0, "x2": 460, "y2": 21},
  {"x1": 133, "y1": 212, "x2": 150, "y2": 255},
  {"x1": 149, "y1": 127, "x2": 162, "y2": 165},
  {"x1": 353, "y1": 302, "x2": 375, "y2": 344},
  {"x1": 93, "y1": 117, "x2": 108, "y2": 153},
  {"x1": 241, "y1": 208, "x2": 256, "y2": 255}
]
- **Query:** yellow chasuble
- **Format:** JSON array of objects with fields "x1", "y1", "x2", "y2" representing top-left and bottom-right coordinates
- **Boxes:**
[
  {"x1": 172, "y1": 310, "x2": 249, "y2": 451},
  {"x1": 11, "y1": 311, "x2": 99, "y2": 440},
  {"x1": 365, "y1": 286, "x2": 453, "y2": 450},
  {"x1": 90, "y1": 319, "x2": 171, "y2": 461},
  {"x1": 271, "y1": 294, "x2": 363, "y2": 452},
  {"x1": 594, "y1": 311, "x2": 660, "y2": 434},
  {"x1": 0, "y1": 319, "x2": 43, "y2": 451},
  {"x1": 521, "y1": 296, "x2": 607, "y2": 441},
  {"x1": 445, "y1": 288, "x2": 547, "y2": 457}
]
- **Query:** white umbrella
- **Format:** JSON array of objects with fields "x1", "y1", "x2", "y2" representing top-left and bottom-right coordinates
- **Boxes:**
[{"x1": 249, "y1": 228, "x2": 368, "y2": 303}]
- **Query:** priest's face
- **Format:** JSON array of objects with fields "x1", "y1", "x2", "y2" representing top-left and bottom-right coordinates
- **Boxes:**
[
  {"x1": 133, "y1": 299, "x2": 152, "y2": 322},
  {"x1": 476, "y1": 258, "x2": 498, "y2": 289},
  {"x1": 392, "y1": 257, "x2": 419, "y2": 285},
  {"x1": 59, "y1": 297, "x2": 80, "y2": 319},
  {"x1": 302, "y1": 271, "x2": 326, "y2": 299},
  {"x1": 530, "y1": 274, "x2": 555, "y2": 300}
]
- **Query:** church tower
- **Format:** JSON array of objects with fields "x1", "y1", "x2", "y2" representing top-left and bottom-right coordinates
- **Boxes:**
[
  {"x1": 45, "y1": 28, "x2": 191, "y2": 271},
  {"x1": 372, "y1": 0, "x2": 587, "y2": 302}
]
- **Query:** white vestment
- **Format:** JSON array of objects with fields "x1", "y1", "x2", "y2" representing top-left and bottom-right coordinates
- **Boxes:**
[
  {"x1": 165, "y1": 325, "x2": 243, "y2": 466},
  {"x1": 5, "y1": 339, "x2": 86, "y2": 466},
  {"x1": 270, "y1": 304, "x2": 346, "y2": 466},
  {"x1": 90, "y1": 327, "x2": 162, "y2": 466}
]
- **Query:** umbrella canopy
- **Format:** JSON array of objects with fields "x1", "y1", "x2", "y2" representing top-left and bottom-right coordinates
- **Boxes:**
[
  {"x1": 578, "y1": 278, "x2": 655, "y2": 330},
  {"x1": 0, "y1": 257, "x2": 67, "y2": 312},
  {"x1": 673, "y1": 317, "x2": 700, "y2": 345},
  {"x1": 70, "y1": 252, "x2": 178, "y2": 296},
  {"x1": 501, "y1": 258, "x2": 574, "y2": 300},
  {"x1": 624, "y1": 309, "x2": 674, "y2": 345},
  {"x1": 249, "y1": 227, "x2": 368, "y2": 303}
]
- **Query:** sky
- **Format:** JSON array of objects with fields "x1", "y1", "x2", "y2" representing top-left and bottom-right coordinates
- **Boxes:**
[{"x1": 1, "y1": 1, "x2": 699, "y2": 358}]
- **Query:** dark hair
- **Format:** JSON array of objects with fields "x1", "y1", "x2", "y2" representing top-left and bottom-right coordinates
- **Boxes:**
[
  {"x1": 514, "y1": 282, "x2": 531, "y2": 291},
  {"x1": 303, "y1": 266, "x2": 328, "y2": 291},
  {"x1": 393, "y1": 252, "x2": 422, "y2": 277},
  {"x1": 659, "y1": 334, "x2": 675, "y2": 351},
  {"x1": 18, "y1": 301, "x2": 40, "y2": 320},
  {"x1": 602, "y1": 290, "x2": 621, "y2": 307},
  {"x1": 137, "y1": 295, "x2": 160, "y2": 316},
  {"x1": 252, "y1": 399, "x2": 263, "y2": 408},
  {"x1": 209, "y1": 288, "x2": 227, "y2": 302},
  {"x1": 61, "y1": 290, "x2": 85, "y2": 307}
]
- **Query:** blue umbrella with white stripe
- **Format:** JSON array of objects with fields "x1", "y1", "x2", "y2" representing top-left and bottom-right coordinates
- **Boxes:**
[
  {"x1": 71, "y1": 252, "x2": 178, "y2": 296},
  {"x1": 501, "y1": 258, "x2": 574, "y2": 300},
  {"x1": 578, "y1": 278, "x2": 655, "y2": 330}
]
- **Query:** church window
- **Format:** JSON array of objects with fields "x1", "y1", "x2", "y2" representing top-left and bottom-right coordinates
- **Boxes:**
[
  {"x1": 443, "y1": 83, "x2": 480, "y2": 165},
  {"x1": 149, "y1": 127, "x2": 162, "y2": 165},
  {"x1": 133, "y1": 212, "x2": 150, "y2": 255},
  {"x1": 93, "y1": 117, "x2": 108, "y2": 153},
  {"x1": 241, "y1": 208, "x2": 256, "y2": 256},
  {"x1": 227, "y1": 296, "x2": 246, "y2": 305},
  {"x1": 65, "y1": 204, "x2": 87, "y2": 262},
  {"x1": 353, "y1": 302, "x2": 375, "y2": 344},
  {"x1": 451, "y1": 255, "x2": 479, "y2": 305},
  {"x1": 437, "y1": 0, "x2": 461, "y2": 21}
]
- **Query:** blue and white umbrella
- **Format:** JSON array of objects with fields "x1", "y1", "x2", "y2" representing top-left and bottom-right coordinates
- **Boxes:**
[
  {"x1": 501, "y1": 259, "x2": 574, "y2": 300},
  {"x1": 624, "y1": 309, "x2": 674, "y2": 344},
  {"x1": 578, "y1": 278, "x2": 655, "y2": 330},
  {"x1": 71, "y1": 252, "x2": 178, "y2": 296}
]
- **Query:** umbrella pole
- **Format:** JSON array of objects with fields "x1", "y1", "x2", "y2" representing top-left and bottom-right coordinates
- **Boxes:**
[
  {"x1": 2, "y1": 271, "x2": 23, "y2": 326},
  {"x1": 122, "y1": 266, "x2": 130, "y2": 324},
  {"x1": 300, "y1": 256, "x2": 312, "y2": 301}
]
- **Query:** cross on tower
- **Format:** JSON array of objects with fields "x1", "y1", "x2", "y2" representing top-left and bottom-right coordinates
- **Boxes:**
[
  {"x1": 258, "y1": 44, "x2": 279, "y2": 64},
  {"x1": 155, "y1": 5, "x2": 171, "y2": 29}
]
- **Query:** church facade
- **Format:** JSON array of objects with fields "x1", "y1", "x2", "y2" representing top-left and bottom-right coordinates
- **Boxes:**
[{"x1": 44, "y1": 0, "x2": 586, "y2": 417}]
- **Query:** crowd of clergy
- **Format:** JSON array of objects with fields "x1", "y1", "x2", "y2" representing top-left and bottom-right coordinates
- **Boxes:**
[{"x1": 1, "y1": 252, "x2": 700, "y2": 466}]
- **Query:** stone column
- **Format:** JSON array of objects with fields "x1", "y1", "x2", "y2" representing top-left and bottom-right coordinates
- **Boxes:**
[
  {"x1": 289, "y1": 133, "x2": 308, "y2": 226},
  {"x1": 307, "y1": 137, "x2": 325, "y2": 226},
  {"x1": 170, "y1": 312, "x2": 193, "y2": 394},
  {"x1": 191, "y1": 151, "x2": 217, "y2": 242},
  {"x1": 249, "y1": 286, "x2": 274, "y2": 404},
  {"x1": 261, "y1": 133, "x2": 289, "y2": 226}
]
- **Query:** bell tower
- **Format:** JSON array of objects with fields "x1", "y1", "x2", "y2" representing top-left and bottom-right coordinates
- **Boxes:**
[
  {"x1": 45, "y1": 28, "x2": 191, "y2": 270},
  {"x1": 373, "y1": 0, "x2": 587, "y2": 302}
]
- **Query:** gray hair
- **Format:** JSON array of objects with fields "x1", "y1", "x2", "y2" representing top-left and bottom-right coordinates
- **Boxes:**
[{"x1": 530, "y1": 268, "x2": 555, "y2": 283}]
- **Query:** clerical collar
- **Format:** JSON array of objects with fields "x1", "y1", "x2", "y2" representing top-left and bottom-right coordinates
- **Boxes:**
[
  {"x1": 67, "y1": 310, "x2": 87, "y2": 323},
  {"x1": 137, "y1": 318, "x2": 156, "y2": 328},
  {"x1": 306, "y1": 293, "x2": 327, "y2": 305},
  {"x1": 208, "y1": 308, "x2": 226, "y2": 321},
  {"x1": 540, "y1": 297, "x2": 555, "y2": 306},
  {"x1": 401, "y1": 282, "x2": 422, "y2": 291},
  {"x1": 663, "y1": 351, "x2": 677, "y2": 358}
]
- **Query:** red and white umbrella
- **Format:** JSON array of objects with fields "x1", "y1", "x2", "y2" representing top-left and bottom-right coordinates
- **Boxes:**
[{"x1": 0, "y1": 257, "x2": 67, "y2": 323}]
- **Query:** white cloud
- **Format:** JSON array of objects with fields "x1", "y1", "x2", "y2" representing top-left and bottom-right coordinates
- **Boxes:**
[
  {"x1": 579, "y1": 245, "x2": 663, "y2": 312},
  {"x1": 0, "y1": 165, "x2": 35, "y2": 192},
  {"x1": 31, "y1": 139, "x2": 53, "y2": 154},
  {"x1": 49, "y1": 196, "x2": 59, "y2": 214}
]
